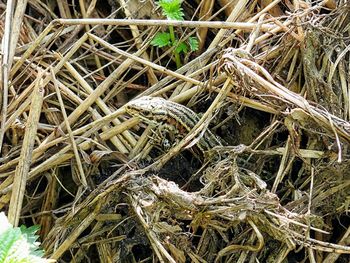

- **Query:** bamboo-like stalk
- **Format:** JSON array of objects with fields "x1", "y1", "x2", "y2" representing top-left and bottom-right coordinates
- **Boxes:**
[{"x1": 8, "y1": 72, "x2": 44, "y2": 226}]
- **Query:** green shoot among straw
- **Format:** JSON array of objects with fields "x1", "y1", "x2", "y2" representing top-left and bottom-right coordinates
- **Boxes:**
[{"x1": 151, "y1": 0, "x2": 199, "y2": 68}]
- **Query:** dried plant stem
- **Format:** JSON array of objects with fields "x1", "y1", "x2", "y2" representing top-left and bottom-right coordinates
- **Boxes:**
[
  {"x1": 51, "y1": 67, "x2": 88, "y2": 187},
  {"x1": 8, "y1": 72, "x2": 44, "y2": 226},
  {"x1": 56, "y1": 18, "x2": 277, "y2": 31}
]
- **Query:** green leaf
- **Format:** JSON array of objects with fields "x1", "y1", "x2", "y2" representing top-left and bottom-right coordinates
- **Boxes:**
[
  {"x1": 0, "y1": 228, "x2": 22, "y2": 263},
  {"x1": 158, "y1": 0, "x2": 184, "y2": 20},
  {"x1": 0, "y1": 213, "x2": 49, "y2": 263},
  {"x1": 151, "y1": 32, "x2": 171, "y2": 48},
  {"x1": 175, "y1": 41, "x2": 188, "y2": 54},
  {"x1": 20, "y1": 225, "x2": 44, "y2": 257},
  {"x1": 188, "y1": 37, "x2": 199, "y2": 51}
]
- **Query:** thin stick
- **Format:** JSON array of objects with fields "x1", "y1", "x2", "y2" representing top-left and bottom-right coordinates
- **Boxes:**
[
  {"x1": 51, "y1": 67, "x2": 88, "y2": 188},
  {"x1": 55, "y1": 18, "x2": 276, "y2": 31},
  {"x1": 0, "y1": 0, "x2": 15, "y2": 154}
]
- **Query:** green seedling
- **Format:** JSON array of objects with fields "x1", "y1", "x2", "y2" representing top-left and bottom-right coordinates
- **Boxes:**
[
  {"x1": 151, "y1": 0, "x2": 199, "y2": 68},
  {"x1": 0, "y1": 212, "x2": 51, "y2": 263}
]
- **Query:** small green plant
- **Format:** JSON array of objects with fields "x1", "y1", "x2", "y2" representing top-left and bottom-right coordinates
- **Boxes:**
[
  {"x1": 151, "y1": 0, "x2": 199, "y2": 68},
  {"x1": 0, "y1": 212, "x2": 52, "y2": 263}
]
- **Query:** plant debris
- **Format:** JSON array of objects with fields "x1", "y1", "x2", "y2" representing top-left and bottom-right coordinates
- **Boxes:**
[{"x1": 1, "y1": 0, "x2": 350, "y2": 262}]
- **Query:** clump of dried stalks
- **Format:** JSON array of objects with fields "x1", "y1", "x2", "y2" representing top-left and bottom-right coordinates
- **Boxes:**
[{"x1": 1, "y1": 0, "x2": 350, "y2": 262}]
